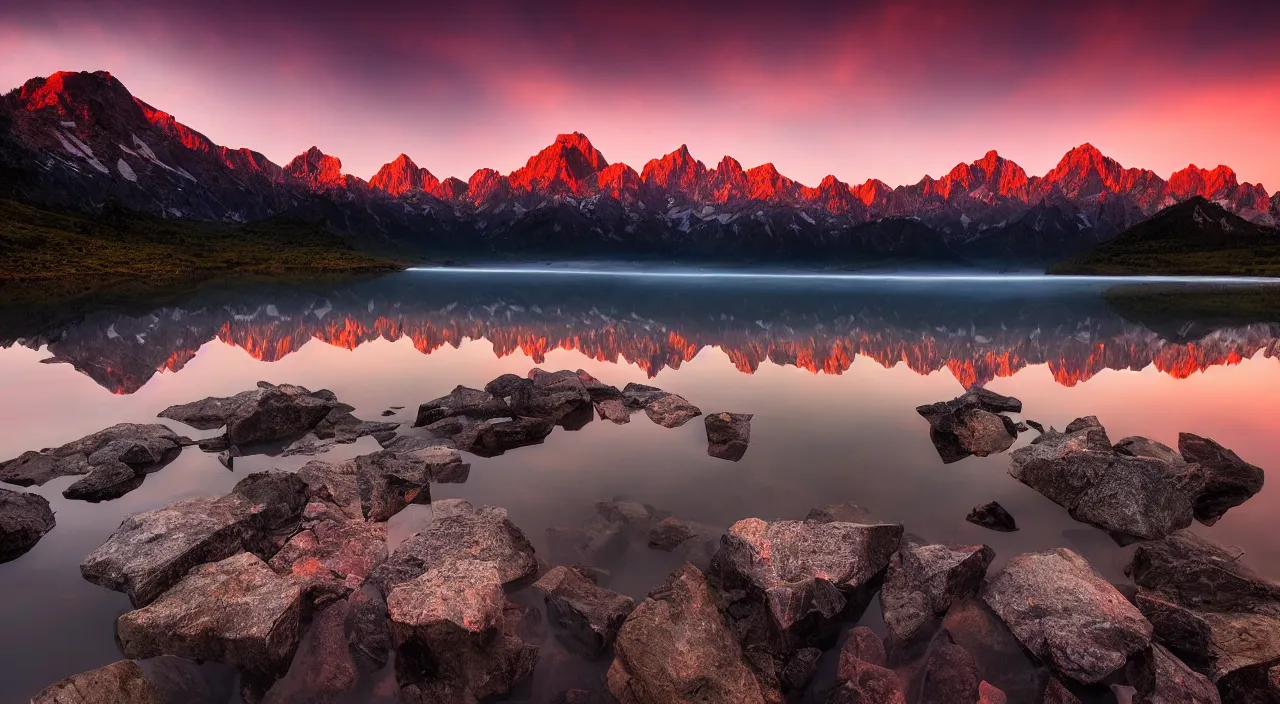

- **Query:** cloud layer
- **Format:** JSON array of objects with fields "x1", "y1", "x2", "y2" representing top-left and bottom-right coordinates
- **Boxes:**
[{"x1": 3, "y1": 0, "x2": 1278, "y2": 188}]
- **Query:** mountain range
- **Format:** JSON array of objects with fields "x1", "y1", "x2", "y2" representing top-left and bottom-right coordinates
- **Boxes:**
[{"x1": 3, "y1": 70, "x2": 1279, "y2": 263}]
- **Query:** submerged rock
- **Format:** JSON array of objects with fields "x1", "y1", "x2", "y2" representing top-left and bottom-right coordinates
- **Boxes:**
[
  {"x1": 1008, "y1": 417, "x2": 1195, "y2": 540},
  {"x1": 414, "y1": 385, "x2": 511, "y2": 427},
  {"x1": 547, "y1": 501, "x2": 666, "y2": 567},
  {"x1": 981, "y1": 548, "x2": 1152, "y2": 684},
  {"x1": 30, "y1": 656, "x2": 218, "y2": 704},
  {"x1": 117, "y1": 552, "x2": 303, "y2": 673},
  {"x1": 0, "y1": 487, "x2": 56, "y2": 563},
  {"x1": 1126, "y1": 643, "x2": 1221, "y2": 704},
  {"x1": 966, "y1": 501, "x2": 1018, "y2": 532},
  {"x1": 369, "y1": 501, "x2": 537, "y2": 594},
  {"x1": 608, "y1": 563, "x2": 775, "y2": 704},
  {"x1": 1178, "y1": 432, "x2": 1265, "y2": 526},
  {"x1": 1127, "y1": 530, "x2": 1280, "y2": 682},
  {"x1": 345, "y1": 589, "x2": 392, "y2": 675},
  {"x1": 917, "y1": 631, "x2": 981, "y2": 704},
  {"x1": 161, "y1": 383, "x2": 342, "y2": 446},
  {"x1": 280, "y1": 408, "x2": 400, "y2": 457},
  {"x1": 81, "y1": 471, "x2": 307, "y2": 607},
  {"x1": 388, "y1": 560, "x2": 539, "y2": 701},
  {"x1": 1, "y1": 423, "x2": 186, "y2": 490},
  {"x1": 880, "y1": 542, "x2": 994, "y2": 642},
  {"x1": 830, "y1": 626, "x2": 905, "y2": 704},
  {"x1": 532, "y1": 565, "x2": 635, "y2": 657},
  {"x1": 706, "y1": 412, "x2": 753, "y2": 461},
  {"x1": 259, "y1": 600, "x2": 358, "y2": 704},
  {"x1": 647, "y1": 516, "x2": 721, "y2": 552}
]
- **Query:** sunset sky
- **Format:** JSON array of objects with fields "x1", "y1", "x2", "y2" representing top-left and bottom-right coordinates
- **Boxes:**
[{"x1": 3, "y1": 0, "x2": 1279, "y2": 189}]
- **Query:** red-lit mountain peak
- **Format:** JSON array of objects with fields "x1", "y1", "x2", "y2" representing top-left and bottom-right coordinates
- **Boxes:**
[
  {"x1": 16, "y1": 70, "x2": 132, "y2": 118},
  {"x1": 596, "y1": 163, "x2": 642, "y2": 202},
  {"x1": 640, "y1": 145, "x2": 707, "y2": 197},
  {"x1": 1167, "y1": 164, "x2": 1240, "y2": 199},
  {"x1": 940, "y1": 149, "x2": 1031, "y2": 201},
  {"x1": 466, "y1": 168, "x2": 510, "y2": 205},
  {"x1": 706, "y1": 156, "x2": 749, "y2": 203},
  {"x1": 284, "y1": 146, "x2": 347, "y2": 191},
  {"x1": 745, "y1": 163, "x2": 801, "y2": 202},
  {"x1": 800, "y1": 174, "x2": 862, "y2": 214},
  {"x1": 508, "y1": 132, "x2": 609, "y2": 197},
  {"x1": 432, "y1": 176, "x2": 469, "y2": 200},
  {"x1": 370, "y1": 153, "x2": 440, "y2": 196},
  {"x1": 851, "y1": 178, "x2": 893, "y2": 209},
  {"x1": 1041, "y1": 143, "x2": 1126, "y2": 198}
]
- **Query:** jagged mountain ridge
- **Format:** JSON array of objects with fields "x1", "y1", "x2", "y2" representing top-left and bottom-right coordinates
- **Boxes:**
[{"x1": 2, "y1": 70, "x2": 1276, "y2": 262}]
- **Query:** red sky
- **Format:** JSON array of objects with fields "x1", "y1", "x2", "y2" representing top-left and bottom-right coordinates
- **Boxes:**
[{"x1": 3, "y1": 0, "x2": 1279, "y2": 189}]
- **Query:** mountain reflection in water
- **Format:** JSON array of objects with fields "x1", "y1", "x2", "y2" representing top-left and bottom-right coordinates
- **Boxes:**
[{"x1": 3, "y1": 272, "x2": 1277, "y2": 395}]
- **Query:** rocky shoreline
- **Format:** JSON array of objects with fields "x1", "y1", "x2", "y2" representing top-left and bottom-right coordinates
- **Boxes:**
[{"x1": 4, "y1": 371, "x2": 1274, "y2": 703}]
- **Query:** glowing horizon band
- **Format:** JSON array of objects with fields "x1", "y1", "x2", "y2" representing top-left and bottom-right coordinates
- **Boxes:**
[{"x1": 407, "y1": 267, "x2": 1279, "y2": 285}]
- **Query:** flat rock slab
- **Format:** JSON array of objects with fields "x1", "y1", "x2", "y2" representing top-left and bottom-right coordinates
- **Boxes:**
[
  {"x1": 369, "y1": 502, "x2": 537, "y2": 594},
  {"x1": 575, "y1": 369, "x2": 622, "y2": 401},
  {"x1": 533, "y1": 565, "x2": 635, "y2": 657},
  {"x1": 1, "y1": 423, "x2": 186, "y2": 489},
  {"x1": 414, "y1": 385, "x2": 511, "y2": 427},
  {"x1": 425, "y1": 415, "x2": 555, "y2": 457},
  {"x1": 1127, "y1": 530, "x2": 1280, "y2": 681},
  {"x1": 714, "y1": 516, "x2": 903, "y2": 632},
  {"x1": 117, "y1": 553, "x2": 303, "y2": 674},
  {"x1": 82, "y1": 471, "x2": 307, "y2": 607},
  {"x1": 880, "y1": 542, "x2": 994, "y2": 642},
  {"x1": 30, "y1": 656, "x2": 218, "y2": 704},
  {"x1": 0, "y1": 487, "x2": 55, "y2": 563},
  {"x1": 608, "y1": 563, "x2": 775, "y2": 704},
  {"x1": 981, "y1": 548, "x2": 1152, "y2": 684},
  {"x1": 594, "y1": 399, "x2": 631, "y2": 424}
]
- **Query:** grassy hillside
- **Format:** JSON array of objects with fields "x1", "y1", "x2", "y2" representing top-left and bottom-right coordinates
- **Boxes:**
[
  {"x1": 1049, "y1": 197, "x2": 1280, "y2": 276},
  {"x1": 0, "y1": 198, "x2": 408, "y2": 288}
]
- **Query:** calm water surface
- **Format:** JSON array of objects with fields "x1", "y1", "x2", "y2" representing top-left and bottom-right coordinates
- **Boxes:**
[{"x1": 1, "y1": 271, "x2": 1277, "y2": 702}]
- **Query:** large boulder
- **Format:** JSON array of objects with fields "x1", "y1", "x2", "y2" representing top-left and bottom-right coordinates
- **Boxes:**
[
  {"x1": 507, "y1": 368, "x2": 592, "y2": 421},
  {"x1": 880, "y1": 542, "x2": 994, "y2": 642},
  {"x1": 1178, "y1": 433, "x2": 1265, "y2": 525},
  {"x1": 345, "y1": 589, "x2": 392, "y2": 674},
  {"x1": 1008, "y1": 418, "x2": 1195, "y2": 540},
  {"x1": 941, "y1": 599, "x2": 1040, "y2": 703},
  {"x1": 62, "y1": 459, "x2": 144, "y2": 501},
  {"x1": 532, "y1": 565, "x2": 635, "y2": 657},
  {"x1": 388, "y1": 560, "x2": 539, "y2": 701},
  {"x1": 81, "y1": 471, "x2": 308, "y2": 607},
  {"x1": 29, "y1": 656, "x2": 219, "y2": 704},
  {"x1": 413, "y1": 385, "x2": 510, "y2": 427},
  {"x1": 916, "y1": 631, "x2": 981, "y2": 704},
  {"x1": 981, "y1": 548, "x2": 1152, "y2": 684},
  {"x1": 608, "y1": 563, "x2": 775, "y2": 704},
  {"x1": 1127, "y1": 530, "x2": 1280, "y2": 682},
  {"x1": 830, "y1": 626, "x2": 906, "y2": 704},
  {"x1": 117, "y1": 553, "x2": 303, "y2": 673},
  {"x1": 594, "y1": 398, "x2": 631, "y2": 424},
  {"x1": 268, "y1": 499, "x2": 387, "y2": 609},
  {"x1": 706, "y1": 412, "x2": 753, "y2": 461},
  {"x1": 917, "y1": 389, "x2": 1021, "y2": 463},
  {"x1": 0, "y1": 487, "x2": 55, "y2": 563},
  {"x1": 1, "y1": 423, "x2": 187, "y2": 490},
  {"x1": 1126, "y1": 644, "x2": 1221, "y2": 704},
  {"x1": 575, "y1": 369, "x2": 623, "y2": 401},
  {"x1": 712, "y1": 516, "x2": 903, "y2": 635},
  {"x1": 161, "y1": 383, "x2": 342, "y2": 446},
  {"x1": 369, "y1": 501, "x2": 537, "y2": 594}
]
